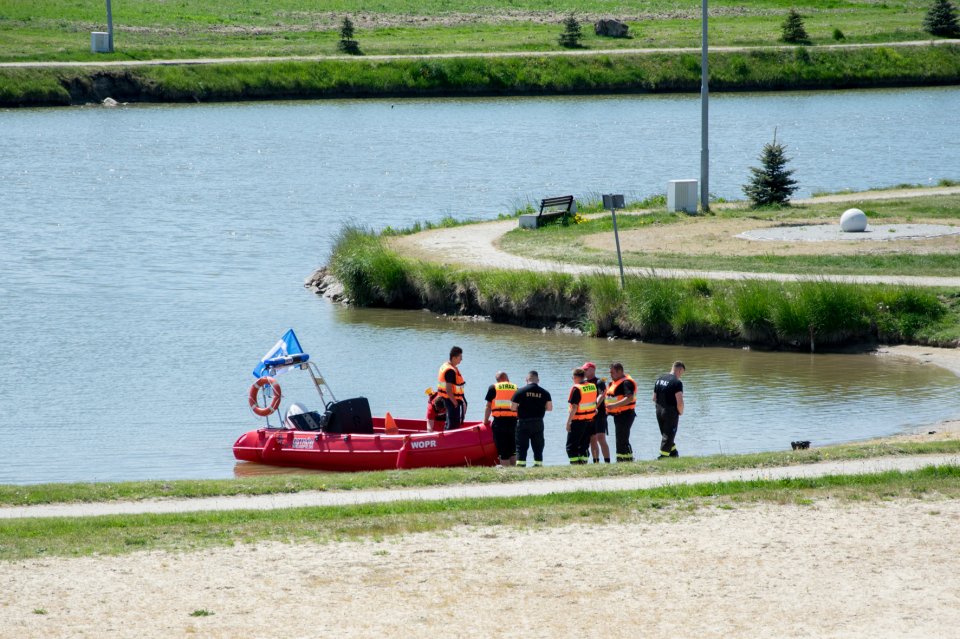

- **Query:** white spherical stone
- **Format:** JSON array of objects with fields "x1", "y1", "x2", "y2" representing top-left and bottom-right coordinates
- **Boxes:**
[{"x1": 840, "y1": 208, "x2": 868, "y2": 232}]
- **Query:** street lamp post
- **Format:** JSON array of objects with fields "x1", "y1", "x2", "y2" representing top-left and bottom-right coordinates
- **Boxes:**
[
  {"x1": 106, "y1": 0, "x2": 114, "y2": 52},
  {"x1": 700, "y1": 0, "x2": 709, "y2": 212}
]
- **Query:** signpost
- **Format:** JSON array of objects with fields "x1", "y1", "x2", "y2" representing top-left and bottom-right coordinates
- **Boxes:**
[
  {"x1": 603, "y1": 194, "x2": 626, "y2": 288},
  {"x1": 700, "y1": 0, "x2": 709, "y2": 212},
  {"x1": 106, "y1": 0, "x2": 114, "y2": 52}
]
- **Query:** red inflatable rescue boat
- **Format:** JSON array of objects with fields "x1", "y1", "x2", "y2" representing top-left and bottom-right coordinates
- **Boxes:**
[{"x1": 233, "y1": 342, "x2": 498, "y2": 472}]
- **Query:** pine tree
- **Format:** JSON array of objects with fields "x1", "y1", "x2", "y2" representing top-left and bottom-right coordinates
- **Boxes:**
[
  {"x1": 559, "y1": 14, "x2": 583, "y2": 48},
  {"x1": 743, "y1": 134, "x2": 799, "y2": 207},
  {"x1": 781, "y1": 9, "x2": 812, "y2": 44},
  {"x1": 338, "y1": 17, "x2": 361, "y2": 55},
  {"x1": 924, "y1": 0, "x2": 960, "y2": 37}
]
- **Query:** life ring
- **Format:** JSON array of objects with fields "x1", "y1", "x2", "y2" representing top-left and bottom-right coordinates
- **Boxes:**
[{"x1": 249, "y1": 376, "x2": 282, "y2": 417}]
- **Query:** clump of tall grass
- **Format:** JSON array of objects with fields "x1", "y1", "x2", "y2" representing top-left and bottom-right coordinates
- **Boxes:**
[
  {"x1": 328, "y1": 226, "x2": 415, "y2": 306},
  {"x1": 622, "y1": 275, "x2": 682, "y2": 338},
  {"x1": 582, "y1": 273, "x2": 624, "y2": 336}
]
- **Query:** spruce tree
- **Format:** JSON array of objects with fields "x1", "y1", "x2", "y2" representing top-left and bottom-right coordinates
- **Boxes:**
[
  {"x1": 559, "y1": 14, "x2": 583, "y2": 48},
  {"x1": 924, "y1": 0, "x2": 960, "y2": 37},
  {"x1": 743, "y1": 134, "x2": 799, "y2": 207},
  {"x1": 781, "y1": 9, "x2": 812, "y2": 44},
  {"x1": 338, "y1": 17, "x2": 361, "y2": 55}
]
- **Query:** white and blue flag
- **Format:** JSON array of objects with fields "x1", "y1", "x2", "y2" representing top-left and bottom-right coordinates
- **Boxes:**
[{"x1": 252, "y1": 329, "x2": 304, "y2": 378}]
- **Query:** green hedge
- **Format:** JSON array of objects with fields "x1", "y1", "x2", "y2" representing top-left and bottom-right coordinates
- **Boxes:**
[{"x1": 3, "y1": 44, "x2": 959, "y2": 107}]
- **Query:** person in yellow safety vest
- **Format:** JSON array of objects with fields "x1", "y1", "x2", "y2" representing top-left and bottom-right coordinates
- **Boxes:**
[
  {"x1": 483, "y1": 371, "x2": 518, "y2": 466},
  {"x1": 565, "y1": 368, "x2": 598, "y2": 464},
  {"x1": 606, "y1": 362, "x2": 638, "y2": 462},
  {"x1": 437, "y1": 345, "x2": 467, "y2": 430},
  {"x1": 582, "y1": 362, "x2": 611, "y2": 464}
]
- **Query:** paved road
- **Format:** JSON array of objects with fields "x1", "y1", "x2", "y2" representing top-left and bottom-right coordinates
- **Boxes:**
[
  {"x1": 392, "y1": 187, "x2": 960, "y2": 287},
  {"x1": 2, "y1": 39, "x2": 957, "y2": 69},
  {"x1": 2, "y1": 454, "x2": 957, "y2": 520}
]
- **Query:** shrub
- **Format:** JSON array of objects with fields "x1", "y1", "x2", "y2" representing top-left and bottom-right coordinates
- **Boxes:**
[
  {"x1": 559, "y1": 14, "x2": 584, "y2": 48},
  {"x1": 924, "y1": 0, "x2": 960, "y2": 37},
  {"x1": 743, "y1": 133, "x2": 799, "y2": 207},
  {"x1": 338, "y1": 17, "x2": 361, "y2": 55},
  {"x1": 832, "y1": 28, "x2": 846, "y2": 41},
  {"x1": 781, "y1": 9, "x2": 812, "y2": 45}
]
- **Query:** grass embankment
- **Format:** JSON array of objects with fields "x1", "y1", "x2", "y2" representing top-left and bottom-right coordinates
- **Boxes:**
[
  {"x1": 329, "y1": 227, "x2": 960, "y2": 346},
  {"x1": 4, "y1": 439, "x2": 959, "y2": 507},
  {"x1": 0, "y1": 0, "x2": 947, "y2": 63},
  {"x1": 2, "y1": 466, "x2": 959, "y2": 560},
  {"x1": 500, "y1": 192, "x2": 960, "y2": 277},
  {"x1": 3, "y1": 45, "x2": 960, "y2": 107}
]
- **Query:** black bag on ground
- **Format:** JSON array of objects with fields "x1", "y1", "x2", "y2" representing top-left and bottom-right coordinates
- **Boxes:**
[{"x1": 320, "y1": 397, "x2": 374, "y2": 434}]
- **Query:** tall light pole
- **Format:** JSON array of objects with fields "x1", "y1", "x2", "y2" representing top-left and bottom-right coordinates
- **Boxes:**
[
  {"x1": 700, "y1": 0, "x2": 709, "y2": 212},
  {"x1": 106, "y1": 0, "x2": 114, "y2": 52}
]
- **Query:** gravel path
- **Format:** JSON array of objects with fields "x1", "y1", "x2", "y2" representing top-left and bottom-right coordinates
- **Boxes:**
[
  {"x1": 391, "y1": 186, "x2": 960, "y2": 287},
  {"x1": 3, "y1": 454, "x2": 957, "y2": 520},
  {"x1": 2, "y1": 39, "x2": 957, "y2": 68}
]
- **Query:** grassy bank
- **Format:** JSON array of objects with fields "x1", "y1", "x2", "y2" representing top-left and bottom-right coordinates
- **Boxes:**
[
  {"x1": 4, "y1": 439, "x2": 959, "y2": 507},
  {"x1": 0, "y1": 0, "x2": 948, "y2": 63},
  {"x1": 2, "y1": 44, "x2": 960, "y2": 107},
  {"x1": 2, "y1": 466, "x2": 958, "y2": 560},
  {"x1": 499, "y1": 193, "x2": 960, "y2": 278},
  {"x1": 329, "y1": 227, "x2": 960, "y2": 346}
]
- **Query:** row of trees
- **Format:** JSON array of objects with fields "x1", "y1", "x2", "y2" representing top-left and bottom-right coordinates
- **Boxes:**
[
  {"x1": 339, "y1": 2, "x2": 957, "y2": 55},
  {"x1": 784, "y1": 0, "x2": 958, "y2": 44}
]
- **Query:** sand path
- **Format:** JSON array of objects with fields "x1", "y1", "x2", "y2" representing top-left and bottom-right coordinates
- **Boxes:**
[
  {"x1": 4, "y1": 453, "x2": 959, "y2": 520},
  {"x1": 390, "y1": 186, "x2": 960, "y2": 287},
  {"x1": 5, "y1": 498, "x2": 960, "y2": 638},
  {"x1": 3, "y1": 39, "x2": 958, "y2": 69}
]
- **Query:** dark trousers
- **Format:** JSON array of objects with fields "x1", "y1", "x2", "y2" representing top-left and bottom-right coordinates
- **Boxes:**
[
  {"x1": 443, "y1": 398, "x2": 463, "y2": 430},
  {"x1": 655, "y1": 405, "x2": 680, "y2": 457},
  {"x1": 565, "y1": 420, "x2": 592, "y2": 464},
  {"x1": 612, "y1": 411, "x2": 636, "y2": 462},
  {"x1": 516, "y1": 418, "x2": 545, "y2": 466},
  {"x1": 491, "y1": 417, "x2": 518, "y2": 460}
]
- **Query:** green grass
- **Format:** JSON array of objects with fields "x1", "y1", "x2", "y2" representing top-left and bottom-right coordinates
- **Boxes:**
[
  {"x1": 0, "y1": 0, "x2": 946, "y2": 63},
  {"x1": 4, "y1": 439, "x2": 960, "y2": 507},
  {"x1": 3, "y1": 45, "x2": 960, "y2": 107},
  {"x1": 499, "y1": 193, "x2": 960, "y2": 278},
  {"x1": 2, "y1": 465, "x2": 959, "y2": 560},
  {"x1": 330, "y1": 224, "x2": 960, "y2": 346}
]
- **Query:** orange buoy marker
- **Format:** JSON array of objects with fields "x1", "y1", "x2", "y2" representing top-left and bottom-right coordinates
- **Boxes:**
[{"x1": 384, "y1": 412, "x2": 399, "y2": 435}]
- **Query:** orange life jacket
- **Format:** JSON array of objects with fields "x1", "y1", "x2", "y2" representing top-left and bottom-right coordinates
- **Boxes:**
[
  {"x1": 491, "y1": 382, "x2": 518, "y2": 418},
  {"x1": 605, "y1": 375, "x2": 637, "y2": 414},
  {"x1": 570, "y1": 382, "x2": 598, "y2": 421},
  {"x1": 437, "y1": 363, "x2": 465, "y2": 402}
]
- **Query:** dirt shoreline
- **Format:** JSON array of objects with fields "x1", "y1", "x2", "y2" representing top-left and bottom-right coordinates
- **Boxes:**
[{"x1": 6, "y1": 499, "x2": 960, "y2": 638}]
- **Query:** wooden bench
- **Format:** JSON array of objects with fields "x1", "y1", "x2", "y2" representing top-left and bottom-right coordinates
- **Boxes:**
[{"x1": 519, "y1": 195, "x2": 576, "y2": 229}]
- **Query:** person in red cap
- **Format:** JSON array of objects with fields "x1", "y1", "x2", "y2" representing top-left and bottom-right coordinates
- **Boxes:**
[{"x1": 582, "y1": 362, "x2": 610, "y2": 463}]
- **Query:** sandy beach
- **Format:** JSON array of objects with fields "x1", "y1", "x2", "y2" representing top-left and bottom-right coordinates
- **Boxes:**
[{"x1": 5, "y1": 498, "x2": 960, "y2": 639}]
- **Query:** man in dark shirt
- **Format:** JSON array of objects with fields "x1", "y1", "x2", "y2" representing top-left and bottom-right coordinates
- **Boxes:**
[
  {"x1": 582, "y1": 362, "x2": 610, "y2": 464},
  {"x1": 510, "y1": 370, "x2": 553, "y2": 468},
  {"x1": 653, "y1": 361, "x2": 686, "y2": 459}
]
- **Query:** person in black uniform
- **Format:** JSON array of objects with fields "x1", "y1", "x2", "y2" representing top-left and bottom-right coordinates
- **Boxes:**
[
  {"x1": 510, "y1": 371, "x2": 553, "y2": 468},
  {"x1": 653, "y1": 361, "x2": 686, "y2": 459},
  {"x1": 582, "y1": 362, "x2": 610, "y2": 464}
]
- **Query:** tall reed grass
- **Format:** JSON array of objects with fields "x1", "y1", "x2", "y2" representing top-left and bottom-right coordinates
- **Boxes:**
[{"x1": 327, "y1": 229, "x2": 956, "y2": 349}]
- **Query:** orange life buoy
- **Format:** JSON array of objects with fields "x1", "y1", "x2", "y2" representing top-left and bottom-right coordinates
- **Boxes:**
[{"x1": 248, "y1": 376, "x2": 282, "y2": 417}]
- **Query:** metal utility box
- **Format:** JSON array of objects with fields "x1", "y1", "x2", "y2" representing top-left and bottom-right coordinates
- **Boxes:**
[
  {"x1": 91, "y1": 32, "x2": 110, "y2": 53},
  {"x1": 668, "y1": 179, "x2": 699, "y2": 214}
]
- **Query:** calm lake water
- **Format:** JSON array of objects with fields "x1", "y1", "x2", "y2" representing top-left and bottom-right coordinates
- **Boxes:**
[{"x1": 2, "y1": 88, "x2": 958, "y2": 484}]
